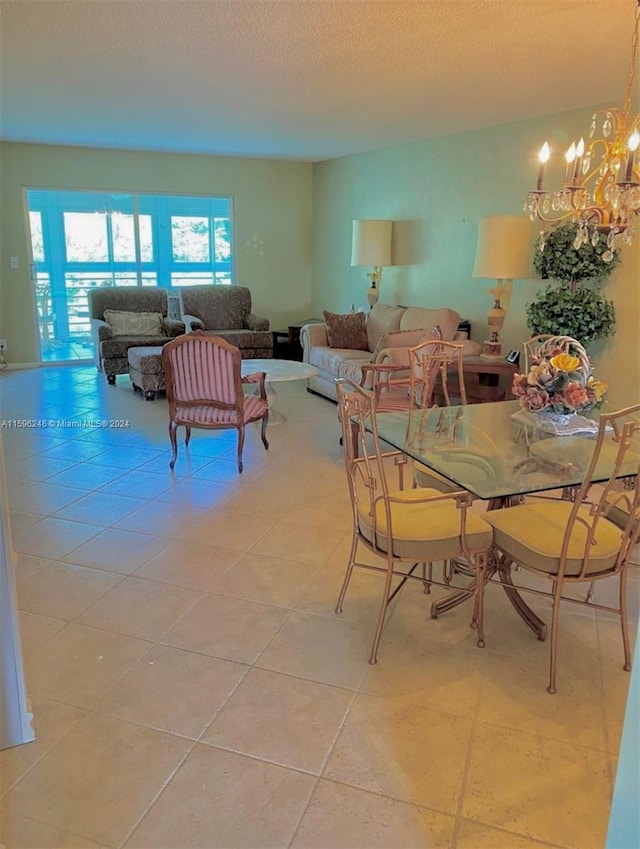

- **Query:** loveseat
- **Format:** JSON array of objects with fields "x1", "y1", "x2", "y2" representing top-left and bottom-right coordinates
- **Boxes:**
[
  {"x1": 180, "y1": 285, "x2": 272, "y2": 358},
  {"x1": 88, "y1": 288, "x2": 185, "y2": 385},
  {"x1": 301, "y1": 303, "x2": 479, "y2": 401}
]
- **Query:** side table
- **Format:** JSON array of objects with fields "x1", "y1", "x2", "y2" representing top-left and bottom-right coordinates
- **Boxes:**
[
  {"x1": 272, "y1": 319, "x2": 322, "y2": 361},
  {"x1": 437, "y1": 356, "x2": 519, "y2": 404}
]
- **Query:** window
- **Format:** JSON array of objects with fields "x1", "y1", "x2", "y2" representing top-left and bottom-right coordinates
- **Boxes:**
[{"x1": 25, "y1": 189, "x2": 234, "y2": 361}]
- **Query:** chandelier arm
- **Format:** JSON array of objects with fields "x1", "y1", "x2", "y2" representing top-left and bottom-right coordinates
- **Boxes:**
[{"x1": 621, "y1": 0, "x2": 640, "y2": 120}]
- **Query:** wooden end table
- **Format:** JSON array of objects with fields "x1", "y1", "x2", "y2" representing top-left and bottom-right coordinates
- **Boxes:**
[
  {"x1": 272, "y1": 319, "x2": 323, "y2": 361},
  {"x1": 437, "y1": 356, "x2": 519, "y2": 404}
]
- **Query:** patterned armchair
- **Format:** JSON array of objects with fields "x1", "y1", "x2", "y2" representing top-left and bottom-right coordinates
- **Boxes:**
[
  {"x1": 88, "y1": 287, "x2": 185, "y2": 385},
  {"x1": 180, "y1": 285, "x2": 272, "y2": 359}
]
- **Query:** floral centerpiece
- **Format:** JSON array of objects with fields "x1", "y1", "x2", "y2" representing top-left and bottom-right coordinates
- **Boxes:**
[{"x1": 512, "y1": 337, "x2": 607, "y2": 416}]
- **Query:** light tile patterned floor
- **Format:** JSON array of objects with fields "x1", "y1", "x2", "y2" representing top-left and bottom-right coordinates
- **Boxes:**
[{"x1": 0, "y1": 365, "x2": 637, "y2": 849}]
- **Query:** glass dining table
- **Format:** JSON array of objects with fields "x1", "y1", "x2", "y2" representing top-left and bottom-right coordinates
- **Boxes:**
[{"x1": 372, "y1": 393, "x2": 639, "y2": 637}]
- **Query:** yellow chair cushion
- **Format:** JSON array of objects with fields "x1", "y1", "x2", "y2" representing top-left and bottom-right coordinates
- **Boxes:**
[
  {"x1": 484, "y1": 501, "x2": 622, "y2": 577},
  {"x1": 357, "y1": 487, "x2": 493, "y2": 561}
]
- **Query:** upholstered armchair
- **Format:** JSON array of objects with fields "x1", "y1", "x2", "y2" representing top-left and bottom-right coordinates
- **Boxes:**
[
  {"x1": 179, "y1": 285, "x2": 272, "y2": 359},
  {"x1": 88, "y1": 287, "x2": 185, "y2": 385},
  {"x1": 162, "y1": 333, "x2": 270, "y2": 473}
]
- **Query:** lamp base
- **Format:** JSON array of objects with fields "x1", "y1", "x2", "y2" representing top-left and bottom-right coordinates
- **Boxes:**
[
  {"x1": 481, "y1": 340, "x2": 503, "y2": 359},
  {"x1": 366, "y1": 282, "x2": 380, "y2": 309}
]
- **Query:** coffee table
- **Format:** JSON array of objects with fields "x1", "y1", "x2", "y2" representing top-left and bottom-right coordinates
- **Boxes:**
[{"x1": 241, "y1": 358, "x2": 318, "y2": 424}]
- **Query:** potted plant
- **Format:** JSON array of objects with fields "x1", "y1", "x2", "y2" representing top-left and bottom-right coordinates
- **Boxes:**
[{"x1": 525, "y1": 223, "x2": 619, "y2": 345}]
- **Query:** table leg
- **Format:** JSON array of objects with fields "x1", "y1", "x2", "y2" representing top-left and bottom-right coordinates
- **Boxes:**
[
  {"x1": 263, "y1": 382, "x2": 286, "y2": 425},
  {"x1": 430, "y1": 550, "x2": 547, "y2": 642},
  {"x1": 497, "y1": 554, "x2": 547, "y2": 641}
]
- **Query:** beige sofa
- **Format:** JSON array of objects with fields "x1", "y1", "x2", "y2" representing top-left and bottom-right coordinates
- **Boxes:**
[{"x1": 301, "y1": 303, "x2": 478, "y2": 402}]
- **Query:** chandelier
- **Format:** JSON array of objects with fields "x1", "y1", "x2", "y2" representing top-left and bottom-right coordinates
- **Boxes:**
[{"x1": 524, "y1": 0, "x2": 640, "y2": 261}]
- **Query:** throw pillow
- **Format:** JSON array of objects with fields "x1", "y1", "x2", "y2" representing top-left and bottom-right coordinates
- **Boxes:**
[
  {"x1": 104, "y1": 310, "x2": 164, "y2": 337},
  {"x1": 323, "y1": 311, "x2": 368, "y2": 350},
  {"x1": 372, "y1": 326, "x2": 442, "y2": 362},
  {"x1": 366, "y1": 303, "x2": 405, "y2": 352}
]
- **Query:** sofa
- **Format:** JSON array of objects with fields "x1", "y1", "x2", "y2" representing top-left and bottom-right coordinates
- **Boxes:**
[
  {"x1": 180, "y1": 285, "x2": 272, "y2": 358},
  {"x1": 301, "y1": 303, "x2": 479, "y2": 401},
  {"x1": 88, "y1": 287, "x2": 185, "y2": 384}
]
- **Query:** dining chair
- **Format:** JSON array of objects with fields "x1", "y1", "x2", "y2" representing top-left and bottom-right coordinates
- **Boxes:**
[
  {"x1": 410, "y1": 340, "x2": 468, "y2": 493},
  {"x1": 483, "y1": 403, "x2": 640, "y2": 694},
  {"x1": 335, "y1": 378, "x2": 493, "y2": 664},
  {"x1": 359, "y1": 332, "x2": 458, "y2": 414},
  {"x1": 162, "y1": 333, "x2": 269, "y2": 473}
]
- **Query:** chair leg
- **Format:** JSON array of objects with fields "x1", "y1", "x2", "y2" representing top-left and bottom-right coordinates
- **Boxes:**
[
  {"x1": 335, "y1": 532, "x2": 358, "y2": 614},
  {"x1": 237, "y1": 425, "x2": 245, "y2": 474},
  {"x1": 168, "y1": 421, "x2": 179, "y2": 470},
  {"x1": 421, "y1": 562, "x2": 432, "y2": 594},
  {"x1": 185, "y1": 426, "x2": 191, "y2": 448},
  {"x1": 620, "y1": 569, "x2": 632, "y2": 671},
  {"x1": 261, "y1": 413, "x2": 269, "y2": 450},
  {"x1": 369, "y1": 557, "x2": 395, "y2": 665},
  {"x1": 547, "y1": 580, "x2": 563, "y2": 694},
  {"x1": 474, "y1": 555, "x2": 486, "y2": 648}
]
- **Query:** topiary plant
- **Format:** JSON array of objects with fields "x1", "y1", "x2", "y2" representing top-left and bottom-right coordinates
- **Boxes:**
[
  {"x1": 533, "y1": 222, "x2": 621, "y2": 288},
  {"x1": 525, "y1": 282, "x2": 616, "y2": 345},
  {"x1": 527, "y1": 222, "x2": 619, "y2": 345}
]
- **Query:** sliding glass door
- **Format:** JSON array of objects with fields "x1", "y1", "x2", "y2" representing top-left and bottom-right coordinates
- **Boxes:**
[{"x1": 25, "y1": 190, "x2": 233, "y2": 363}]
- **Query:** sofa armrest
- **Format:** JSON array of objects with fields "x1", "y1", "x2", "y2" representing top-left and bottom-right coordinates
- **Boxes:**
[
  {"x1": 300, "y1": 323, "x2": 328, "y2": 362},
  {"x1": 162, "y1": 318, "x2": 186, "y2": 337},
  {"x1": 244, "y1": 313, "x2": 270, "y2": 332},
  {"x1": 94, "y1": 320, "x2": 112, "y2": 343},
  {"x1": 89, "y1": 319, "x2": 111, "y2": 370},
  {"x1": 182, "y1": 314, "x2": 205, "y2": 332}
]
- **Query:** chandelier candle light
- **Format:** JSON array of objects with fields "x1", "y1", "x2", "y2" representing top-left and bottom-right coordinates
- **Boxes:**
[
  {"x1": 525, "y1": 0, "x2": 640, "y2": 259},
  {"x1": 351, "y1": 219, "x2": 393, "y2": 308}
]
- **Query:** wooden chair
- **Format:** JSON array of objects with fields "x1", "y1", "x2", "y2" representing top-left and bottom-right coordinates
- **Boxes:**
[
  {"x1": 162, "y1": 333, "x2": 269, "y2": 473},
  {"x1": 483, "y1": 403, "x2": 640, "y2": 693},
  {"x1": 335, "y1": 378, "x2": 493, "y2": 664}
]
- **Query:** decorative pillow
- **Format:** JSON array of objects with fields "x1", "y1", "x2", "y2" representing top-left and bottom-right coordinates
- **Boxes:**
[
  {"x1": 372, "y1": 326, "x2": 442, "y2": 362},
  {"x1": 323, "y1": 311, "x2": 368, "y2": 350},
  {"x1": 366, "y1": 303, "x2": 405, "y2": 352},
  {"x1": 104, "y1": 310, "x2": 164, "y2": 337}
]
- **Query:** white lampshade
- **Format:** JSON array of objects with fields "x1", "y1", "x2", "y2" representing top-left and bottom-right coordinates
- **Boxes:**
[
  {"x1": 351, "y1": 220, "x2": 393, "y2": 267},
  {"x1": 472, "y1": 216, "x2": 531, "y2": 279}
]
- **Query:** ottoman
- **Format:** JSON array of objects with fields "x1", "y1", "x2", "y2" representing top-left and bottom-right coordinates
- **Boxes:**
[{"x1": 127, "y1": 346, "x2": 165, "y2": 401}]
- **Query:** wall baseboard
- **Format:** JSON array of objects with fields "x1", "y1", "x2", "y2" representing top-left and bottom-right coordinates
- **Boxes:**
[{"x1": 1, "y1": 363, "x2": 40, "y2": 371}]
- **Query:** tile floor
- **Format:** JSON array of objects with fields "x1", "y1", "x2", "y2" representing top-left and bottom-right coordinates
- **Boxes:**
[{"x1": 0, "y1": 365, "x2": 637, "y2": 849}]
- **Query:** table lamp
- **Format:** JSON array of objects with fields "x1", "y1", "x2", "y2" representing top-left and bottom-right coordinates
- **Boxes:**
[
  {"x1": 351, "y1": 219, "x2": 393, "y2": 308},
  {"x1": 472, "y1": 216, "x2": 531, "y2": 359}
]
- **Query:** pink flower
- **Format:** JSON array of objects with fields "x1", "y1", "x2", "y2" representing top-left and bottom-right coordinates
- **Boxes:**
[
  {"x1": 527, "y1": 361, "x2": 558, "y2": 391},
  {"x1": 520, "y1": 387, "x2": 550, "y2": 412},
  {"x1": 562, "y1": 382, "x2": 589, "y2": 410}
]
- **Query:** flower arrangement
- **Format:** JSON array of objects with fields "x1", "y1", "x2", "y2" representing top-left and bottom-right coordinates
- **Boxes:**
[{"x1": 512, "y1": 338, "x2": 607, "y2": 416}]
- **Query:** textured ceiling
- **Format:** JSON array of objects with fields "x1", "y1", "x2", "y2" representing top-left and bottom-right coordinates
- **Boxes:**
[{"x1": 0, "y1": 0, "x2": 637, "y2": 162}]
